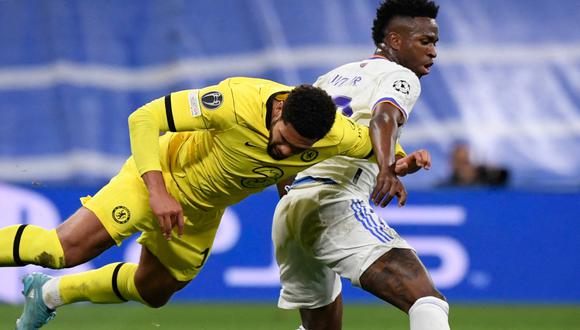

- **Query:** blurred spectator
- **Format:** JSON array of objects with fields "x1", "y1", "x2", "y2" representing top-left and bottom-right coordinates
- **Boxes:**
[{"x1": 440, "y1": 143, "x2": 509, "y2": 187}]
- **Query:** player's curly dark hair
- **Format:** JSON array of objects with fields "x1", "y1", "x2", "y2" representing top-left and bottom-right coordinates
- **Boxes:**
[
  {"x1": 372, "y1": 0, "x2": 439, "y2": 46},
  {"x1": 282, "y1": 85, "x2": 336, "y2": 140}
]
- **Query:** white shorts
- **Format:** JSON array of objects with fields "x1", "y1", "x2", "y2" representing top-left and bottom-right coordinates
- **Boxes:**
[{"x1": 272, "y1": 181, "x2": 413, "y2": 310}]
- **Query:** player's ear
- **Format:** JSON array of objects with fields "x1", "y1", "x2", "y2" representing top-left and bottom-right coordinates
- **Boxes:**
[
  {"x1": 272, "y1": 99, "x2": 284, "y2": 120},
  {"x1": 386, "y1": 32, "x2": 401, "y2": 51}
]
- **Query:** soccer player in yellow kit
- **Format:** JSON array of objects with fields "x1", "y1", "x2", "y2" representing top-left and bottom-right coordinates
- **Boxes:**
[{"x1": 0, "y1": 77, "x2": 408, "y2": 329}]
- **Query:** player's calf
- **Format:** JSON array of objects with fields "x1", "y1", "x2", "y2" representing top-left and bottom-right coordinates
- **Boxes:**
[
  {"x1": 42, "y1": 262, "x2": 149, "y2": 310},
  {"x1": 360, "y1": 248, "x2": 450, "y2": 329},
  {"x1": 360, "y1": 248, "x2": 443, "y2": 312},
  {"x1": 0, "y1": 225, "x2": 65, "y2": 268},
  {"x1": 299, "y1": 294, "x2": 343, "y2": 330},
  {"x1": 134, "y1": 267, "x2": 189, "y2": 308}
]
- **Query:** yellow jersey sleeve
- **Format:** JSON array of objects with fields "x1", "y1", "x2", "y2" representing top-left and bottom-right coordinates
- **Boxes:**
[
  {"x1": 328, "y1": 113, "x2": 405, "y2": 163},
  {"x1": 334, "y1": 115, "x2": 373, "y2": 158},
  {"x1": 395, "y1": 141, "x2": 406, "y2": 158},
  {"x1": 128, "y1": 81, "x2": 236, "y2": 175}
]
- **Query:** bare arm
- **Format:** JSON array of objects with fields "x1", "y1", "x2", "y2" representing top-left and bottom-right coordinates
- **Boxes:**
[
  {"x1": 276, "y1": 176, "x2": 296, "y2": 198},
  {"x1": 369, "y1": 102, "x2": 407, "y2": 207},
  {"x1": 128, "y1": 96, "x2": 185, "y2": 240}
]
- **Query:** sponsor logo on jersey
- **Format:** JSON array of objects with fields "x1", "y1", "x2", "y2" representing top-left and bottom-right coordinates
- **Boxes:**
[
  {"x1": 300, "y1": 149, "x2": 319, "y2": 162},
  {"x1": 201, "y1": 91, "x2": 223, "y2": 110},
  {"x1": 393, "y1": 80, "x2": 410, "y2": 95},
  {"x1": 241, "y1": 166, "x2": 284, "y2": 188},
  {"x1": 188, "y1": 90, "x2": 201, "y2": 117},
  {"x1": 112, "y1": 206, "x2": 131, "y2": 224}
]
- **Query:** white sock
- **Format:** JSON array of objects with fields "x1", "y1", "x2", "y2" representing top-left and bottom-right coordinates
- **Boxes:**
[
  {"x1": 296, "y1": 326, "x2": 306, "y2": 330},
  {"x1": 42, "y1": 277, "x2": 63, "y2": 310},
  {"x1": 408, "y1": 296, "x2": 450, "y2": 330}
]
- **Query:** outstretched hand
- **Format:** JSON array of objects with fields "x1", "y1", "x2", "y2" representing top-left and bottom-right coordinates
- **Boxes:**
[
  {"x1": 394, "y1": 149, "x2": 431, "y2": 176},
  {"x1": 371, "y1": 167, "x2": 407, "y2": 208}
]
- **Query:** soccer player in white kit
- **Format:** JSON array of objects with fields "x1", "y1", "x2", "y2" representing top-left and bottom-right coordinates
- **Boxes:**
[{"x1": 272, "y1": 0, "x2": 450, "y2": 329}]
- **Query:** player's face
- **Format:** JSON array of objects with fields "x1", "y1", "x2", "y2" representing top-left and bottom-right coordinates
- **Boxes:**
[
  {"x1": 267, "y1": 118, "x2": 317, "y2": 160},
  {"x1": 397, "y1": 17, "x2": 439, "y2": 78}
]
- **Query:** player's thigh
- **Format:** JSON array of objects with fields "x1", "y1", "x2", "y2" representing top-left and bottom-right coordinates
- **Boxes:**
[
  {"x1": 81, "y1": 160, "x2": 157, "y2": 245},
  {"x1": 59, "y1": 160, "x2": 155, "y2": 265},
  {"x1": 273, "y1": 189, "x2": 342, "y2": 309},
  {"x1": 56, "y1": 207, "x2": 115, "y2": 266},
  {"x1": 359, "y1": 248, "x2": 444, "y2": 312}
]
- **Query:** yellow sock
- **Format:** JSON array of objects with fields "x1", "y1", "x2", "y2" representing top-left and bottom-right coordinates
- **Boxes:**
[
  {"x1": 0, "y1": 225, "x2": 65, "y2": 268},
  {"x1": 59, "y1": 262, "x2": 148, "y2": 306}
]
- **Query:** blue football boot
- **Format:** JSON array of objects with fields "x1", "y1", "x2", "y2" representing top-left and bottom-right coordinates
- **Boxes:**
[{"x1": 15, "y1": 272, "x2": 56, "y2": 330}]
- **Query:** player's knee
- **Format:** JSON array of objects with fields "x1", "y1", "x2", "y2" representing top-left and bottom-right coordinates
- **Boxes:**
[
  {"x1": 141, "y1": 291, "x2": 173, "y2": 308},
  {"x1": 136, "y1": 278, "x2": 181, "y2": 308},
  {"x1": 133, "y1": 247, "x2": 190, "y2": 308},
  {"x1": 58, "y1": 239, "x2": 87, "y2": 268},
  {"x1": 59, "y1": 233, "x2": 112, "y2": 267},
  {"x1": 144, "y1": 296, "x2": 171, "y2": 309}
]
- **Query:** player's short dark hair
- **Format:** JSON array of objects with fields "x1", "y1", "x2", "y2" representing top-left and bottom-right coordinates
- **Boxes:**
[
  {"x1": 282, "y1": 85, "x2": 336, "y2": 140},
  {"x1": 372, "y1": 0, "x2": 439, "y2": 46}
]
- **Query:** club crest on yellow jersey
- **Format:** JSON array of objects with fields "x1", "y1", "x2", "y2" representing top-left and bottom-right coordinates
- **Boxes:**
[
  {"x1": 300, "y1": 150, "x2": 319, "y2": 162},
  {"x1": 201, "y1": 91, "x2": 223, "y2": 110}
]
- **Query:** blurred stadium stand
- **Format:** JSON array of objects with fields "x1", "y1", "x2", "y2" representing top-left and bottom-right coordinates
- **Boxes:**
[{"x1": 0, "y1": 0, "x2": 579, "y2": 188}]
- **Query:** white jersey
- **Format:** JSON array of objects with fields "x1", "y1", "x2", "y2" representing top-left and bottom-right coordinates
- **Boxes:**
[{"x1": 295, "y1": 56, "x2": 421, "y2": 195}]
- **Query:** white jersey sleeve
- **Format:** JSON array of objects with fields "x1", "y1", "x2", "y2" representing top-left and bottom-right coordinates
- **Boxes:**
[{"x1": 372, "y1": 69, "x2": 421, "y2": 123}]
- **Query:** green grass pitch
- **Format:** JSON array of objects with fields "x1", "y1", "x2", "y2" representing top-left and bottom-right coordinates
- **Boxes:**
[{"x1": 1, "y1": 303, "x2": 578, "y2": 329}]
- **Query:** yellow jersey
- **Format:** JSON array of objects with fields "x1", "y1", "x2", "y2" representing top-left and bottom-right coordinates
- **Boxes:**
[{"x1": 128, "y1": 77, "x2": 373, "y2": 210}]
